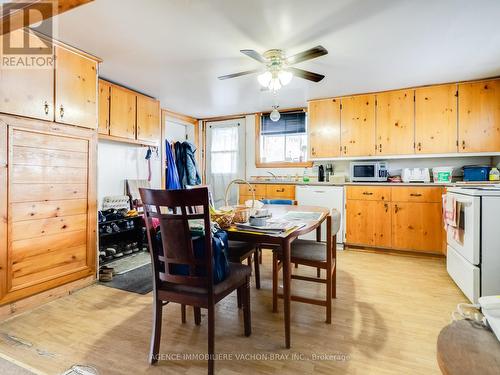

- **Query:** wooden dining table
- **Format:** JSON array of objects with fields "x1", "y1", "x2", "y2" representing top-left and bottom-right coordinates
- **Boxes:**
[{"x1": 226, "y1": 204, "x2": 330, "y2": 348}]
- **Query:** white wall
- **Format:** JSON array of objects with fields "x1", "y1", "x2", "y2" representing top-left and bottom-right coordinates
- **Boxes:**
[
  {"x1": 97, "y1": 140, "x2": 161, "y2": 209},
  {"x1": 244, "y1": 113, "x2": 498, "y2": 181}
]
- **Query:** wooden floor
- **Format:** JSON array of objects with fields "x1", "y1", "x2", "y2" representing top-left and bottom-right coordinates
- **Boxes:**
[{"x1": 0, "y1": 250, "x2": 466, "y2": 375}]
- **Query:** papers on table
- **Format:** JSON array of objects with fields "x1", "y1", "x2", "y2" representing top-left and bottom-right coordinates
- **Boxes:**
[
  {"x1": 234, "y1": 219, "x2": 305, "y2": 235},
  {"x1": 282, "y1": 211, "x2": 323, "y2": 221}
]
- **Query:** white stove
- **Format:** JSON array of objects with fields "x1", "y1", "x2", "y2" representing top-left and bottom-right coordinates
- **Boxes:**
[{"x1": 446, "y1": 186, "x2": 500, "y2": 303}]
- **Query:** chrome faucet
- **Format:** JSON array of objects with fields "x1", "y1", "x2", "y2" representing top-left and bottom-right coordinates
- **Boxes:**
[{"x1": 267, "y1": 171, "x2": 278, "y2": 180}]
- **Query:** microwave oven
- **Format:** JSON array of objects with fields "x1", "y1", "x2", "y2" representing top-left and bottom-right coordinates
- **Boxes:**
[{"x1": 350, "y1": 161, "x2": 388, "y2": 182}]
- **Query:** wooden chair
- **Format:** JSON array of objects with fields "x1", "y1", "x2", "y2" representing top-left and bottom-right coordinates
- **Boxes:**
[
  {"x1": 272, "y1": 209, "x2": 340, "y2": 323},
  {"x1": 126, "y1": 179, "x2": 151, "y2": 211},
  {"x1": 140, "y1": 187, "x2": 252, "y2": 374}
]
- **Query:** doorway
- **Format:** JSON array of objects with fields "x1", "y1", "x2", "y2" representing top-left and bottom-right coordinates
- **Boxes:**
[{"x1": 205, "y1": 118, "x2": 246, "y2": 207}]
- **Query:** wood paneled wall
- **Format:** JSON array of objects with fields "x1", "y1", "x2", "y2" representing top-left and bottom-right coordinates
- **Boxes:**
[{"x1": 0, "y1": 115, "x2": 96, "y2": 305}]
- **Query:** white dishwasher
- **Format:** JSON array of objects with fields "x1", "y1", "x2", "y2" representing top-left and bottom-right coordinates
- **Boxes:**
[{"x1": 296, "y1": 185, "x2": 344, "y2": 243}]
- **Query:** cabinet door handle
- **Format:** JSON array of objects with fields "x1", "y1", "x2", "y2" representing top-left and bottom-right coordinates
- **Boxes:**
[
  {"x1": 384, "y1": 203, "x2": 388, "y2": 212},
  {"x1": 276, "y1": 188, "x2": 285, "y2": 193},
  {"x1": 462, "y1": 140, "x2": 466, "y2": 150},
  {"x1": 379, "y1": 143, "x2": 382, "y2": 152},
  {"x1": 343, "y1": 145, "x2": 347, "y2": 154},
  {"x1": 311, "y1": 147, "x2": 315, "y2": 155},
  {"x1": 417, "y1": 142, "x2": 422, "y2": 151},
  {"x1": 394, "y1": 204, "x2": 399, "y2": 213},
  {"x1": 362, "y1": 192, "x2": 373, "y2": 195},
  {"x1": 59, "y1": 105, "x2": 64, "y2": 118},
  {"x1": 410, "y1": 193, "x2": 422, "y2": 197},
  {"x1": 44, "y1": 101, "x2": 49, "y2": 115}
]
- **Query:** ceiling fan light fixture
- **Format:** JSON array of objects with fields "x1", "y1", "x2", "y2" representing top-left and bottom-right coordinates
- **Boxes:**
[
  {"x1": 257, "y1": 71, "x2": 272, "y2": 87},
  {"x1": 268, "y1": 77, "x2": 282, "y2": 92},
  {"x1": 278, "y1": 70, "x2": 293, "y2": 86}
]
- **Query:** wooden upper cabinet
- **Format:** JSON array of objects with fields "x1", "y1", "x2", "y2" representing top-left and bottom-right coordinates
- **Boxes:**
[
  {"x1": 98, "y1": 80, "x2": 111, "y2": 135},
  {"x1": 55, "y1": 46, "x2": 98, "y2": 129},
  {"x1": 415, "y1": 84, "x2": 458, "y2": 154},
  {"x1": 375, "y1": 89, "x2": 415, "y2": 155},
  {"x1": 340, "y1": 95, "x2": 376, "y2": 156},
  {"x1": 109, "y1": 86, "x2": 136, "y2": 140},
  {"x1": 308, "y1": 99, "x2": 341, "y2": 158},
  {"x1": 0, "y1": 30, "x2": 54, "y2": 120},
  {"x1": 458, "y1": 79, "x2": 500, "y2": 153},
  {"x1": 136, "y1": 95, "x2": 160, "y2": 142}
]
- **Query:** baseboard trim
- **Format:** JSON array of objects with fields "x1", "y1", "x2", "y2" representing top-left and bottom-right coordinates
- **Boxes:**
[{"x1": 0, "y1": 275, "x2": 95, "y2": 322}]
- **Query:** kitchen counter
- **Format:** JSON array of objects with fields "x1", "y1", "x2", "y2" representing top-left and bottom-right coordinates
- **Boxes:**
[{"x1": 244, "y1": 180, "x2": 452, "y2": 186}]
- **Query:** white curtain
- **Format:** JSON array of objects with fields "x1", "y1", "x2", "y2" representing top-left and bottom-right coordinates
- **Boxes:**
[{"x1": 206, "y1": 120, "x2": 245, "y2": 208}]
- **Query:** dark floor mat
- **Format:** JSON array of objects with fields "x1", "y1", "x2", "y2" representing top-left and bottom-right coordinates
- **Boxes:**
[{"x1": 99, "y1": 263, "x2": 152, "y2": 294}]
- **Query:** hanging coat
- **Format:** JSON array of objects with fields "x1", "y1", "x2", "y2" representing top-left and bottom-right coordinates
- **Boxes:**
[
  {"x1": 180, "y1": 141, "x2": 201, "y2": 188},
  {"x1": 165, "y1": 140, "x2": 181, "y2": 190}
]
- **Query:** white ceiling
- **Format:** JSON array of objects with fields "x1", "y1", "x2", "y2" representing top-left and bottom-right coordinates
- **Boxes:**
[{"x1": 54, "y1": 0, "x2": 500, "y2": 119}]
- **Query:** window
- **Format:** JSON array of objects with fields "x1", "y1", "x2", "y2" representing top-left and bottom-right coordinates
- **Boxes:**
[
  {"x1": 258, "y1": 111, "x2": 310, "y2": 166},
  {"x1": 210, "y1": 125, "x2": 238, "y2": 174}
]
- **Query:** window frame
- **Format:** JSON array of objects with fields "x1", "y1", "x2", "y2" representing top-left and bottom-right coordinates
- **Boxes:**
[{"x1": 255, "y1": 109, "x2": 313, "y2": 168}]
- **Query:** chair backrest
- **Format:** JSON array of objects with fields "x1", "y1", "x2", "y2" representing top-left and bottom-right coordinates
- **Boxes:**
[
  {"x1": 140, "y1": 187, "x2": 213, "y2": 291},
  {"x1": 330, "y1": 209, "x2": 341, "y2": 236},
  {"x1": 260, "y1": 199, "x2": 296, "y2": 205},
  {"x1": 126, "y1": 179, "x2": 151, "y2": 210}
]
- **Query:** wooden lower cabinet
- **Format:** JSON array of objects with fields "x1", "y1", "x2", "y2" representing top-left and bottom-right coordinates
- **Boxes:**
[
  {"x1": 345, "y1": 185, "x2": 445, "y2": 254},
  {"x1": 391, "y1": 202, "x2": 443, "y2": 253},
  {"x1": 345, "y1": 200, "x2": 391, "y2": 248},
  {"x1": 238, "y1": 183, "x2": 295, "y2": 204},
  {"x1": 0, "y1": 115, "x2": 96, "y2": 305}
]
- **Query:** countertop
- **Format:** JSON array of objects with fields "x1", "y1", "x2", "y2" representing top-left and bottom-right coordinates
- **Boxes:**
[
  {"x1": 243, "y1": 180, "x2": 499, "y2": 187},
  {"x1": 244, "y1": 180, "x2": 451, "y2": 187}
]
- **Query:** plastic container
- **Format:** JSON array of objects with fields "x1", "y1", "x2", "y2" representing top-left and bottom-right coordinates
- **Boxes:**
[
  {"x1": 463, "y1": 165, "x2": 491, "y2": 181},
  {"x1": 489, "y1": 168, "x2": 500, "y2": 181},
  {"x1": 432, "y1": 167, "x2": 454, "y2": 183}
]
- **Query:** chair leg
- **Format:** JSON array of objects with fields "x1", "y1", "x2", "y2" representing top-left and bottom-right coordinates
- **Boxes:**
[
  {"x1": 237, "y1": 289, "x2": 242, "y2": 309},
  {"x1": 259, "y1": 248, "x2": 263, "y2": 264},
  {"x1": 253, "y1": 250, "x2": 261, "y2": 290},
  {"x1": 332, "y1": 265, "x2": 337, "y2": 299},
  {"x1": 294, "y1": 263, "x2": 298, "y2": 268},
  {"x1": 243, "y1": 277, "x2": 252, "y2": 336},
  {"x1": 272, "y1": 252, "x2": 279, "y2": 313},
  {"x1": 181, "y1": 304, "x2": 186, "y2": 324},
  {"x1": 149, "y1": 298, "x2": 163, "y2": 364},
  {"x1": 194, "y1": 307, "x2": 201, "y2": 325},
  {"x1": 326, "y1": 267, "x2": 332, "y2": 324},
  {"x1": 317, "y1": 268, "x2": 321, "y2": 278},
  {"x1": 208, "y1": 304, "x2": 215, "y2": 375}
]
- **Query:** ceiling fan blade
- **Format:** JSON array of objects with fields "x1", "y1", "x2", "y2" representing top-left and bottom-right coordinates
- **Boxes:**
[
  {"x1": 240, "y1": 49, "x2": 267, "y2": 63},
  {"x1": 288, "y1": 67, "x2": 325, "y2": 82},
  {"x1": 218, "y1": 68, "x2": 262, "y2": 80},
  {"x1": 287, "y1": 45, "x2": 328, "y2": 65}
]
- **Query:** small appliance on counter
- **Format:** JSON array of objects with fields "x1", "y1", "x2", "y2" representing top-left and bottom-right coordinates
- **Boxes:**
[
  {"x1": 401, "y1": 167, "x2": 431, "y2": 183},
  {"x1": 318, "y1": 165, "x2": 325, "y2": 182},
  {"x1": 463, "y1": 165, "x2": 492, "y2": 181},
  {"x1": 325, "y1": 164, "x2": 333, "y2": 182},
  {"x1": 350, "y1": 161, "x2": 388, "y2": 182}
]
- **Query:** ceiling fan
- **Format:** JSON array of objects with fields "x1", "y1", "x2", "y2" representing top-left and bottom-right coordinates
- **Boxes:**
[{"x1": 218, "y1": 45, "x2": 328, "y2": 91}]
